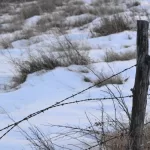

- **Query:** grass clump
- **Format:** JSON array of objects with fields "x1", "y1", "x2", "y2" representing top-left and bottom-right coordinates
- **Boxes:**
[
  {"x1": 89, "y1": 5, "x2": 124, "y2": 16},
  {"x1": 83, "y1": 73, "x2": 124, "y2": 87},
  {"x1": 11, "y1": 39, "x2": 90, "y2": 87},
  {"x1": 0, "y1": 23, "x2": 22, "y2": 34},
  {"x1": 21, "y1": 28, "x2": 36, "y2": 39},
  {"x1": 94, "y1": 74, "x2": 124, "y2": 87},
  {"x1": 52, "y1": 40, "x2": 90, "y2": 66},
  {"x1": 0, "y1": 2, "x2": 11, "y2": 14},
  {"x1": 0, "y1": 38, "x2": 13, "y2": 49},
  {"x1": 103, "y1": 50, "x2": 136, "y2": 62},
  {"x1": 63, "y1": 1, "x2": 123, "y2": 17},
  {"x1": 68, "y1": 0, "x2": 85, "y2": 5},
  {"x1": 91, "y1": 0, "x2": 120, "y2": 6},
  {"x1": 12, "y1": 53, "x2": 63, "y2": 87},
  {"x1": 127, "y1": 1, "x2": 140, "y2": 8},
  {"x1": 92, "y1": 15, "x2": 132, "y2": 37},
  {"x1": 101, "y1": 123, "x2": 150, "y2": 150},
  {"x1": 37, "y1": 0, "x2": 57, "y2": 13},
  {"x1": 36, "y1": 13, "x2": 65, "y2": 33},
  {"x1": 64, "y1": 5, "x2": 90, "y2": 16},
  {"x1": 68, "y1": 15, "x2": 96, "y2": 28},
  {"x1": 20, "y1": 0, "x2": 64, "y2": 19},
  {"x1": 21, "y1": 4, "x2": 41, "y2": 19},
  {"x1": 36, "y1": 15, "x2": 53, "y2": 32}
]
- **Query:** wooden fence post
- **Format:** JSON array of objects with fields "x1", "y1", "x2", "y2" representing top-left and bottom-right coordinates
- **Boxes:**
[{"x1": 129, "y1": 20, "x2": 150, "y2": 150}]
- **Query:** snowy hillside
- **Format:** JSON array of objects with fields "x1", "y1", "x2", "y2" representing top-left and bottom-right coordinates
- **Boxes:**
[{"x1": 0, "y1": 0, "x2": 149, "y2": 149}]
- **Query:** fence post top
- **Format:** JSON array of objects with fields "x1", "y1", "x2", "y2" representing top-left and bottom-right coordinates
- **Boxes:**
[
  {"x1": 137, "y1": 20, "x2": 149, "y2": 25},
  {"x1": 137, "y1": 20, "x2": 149, "y2": 23}
]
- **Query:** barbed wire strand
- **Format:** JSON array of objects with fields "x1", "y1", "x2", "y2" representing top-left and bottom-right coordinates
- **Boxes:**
[
  {"x1": 0, "y1": 95, "x2": 133, "y2": 138},
  {"x1": 0, "y1": 64, "x2": 136, "y2": 140}
]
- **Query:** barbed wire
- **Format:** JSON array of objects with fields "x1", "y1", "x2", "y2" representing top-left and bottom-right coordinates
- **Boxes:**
[
  {"x1": 0, "y1": 95, "x2": 133, "y2": 138},
  {"x1": 0, "y1": 64, "x2": 136, "y2": 140}
]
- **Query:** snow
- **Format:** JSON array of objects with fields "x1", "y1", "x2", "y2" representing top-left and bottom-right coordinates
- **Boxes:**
[
  {"x1": 0, "y1": 0, "x2": 150, "y2": 149},
  {"x1": 83, "y1": 0, "x2": 93, "y2": 3},
  {"x1": 23, "y1": 16, "x2": 41, "y2": 28}
]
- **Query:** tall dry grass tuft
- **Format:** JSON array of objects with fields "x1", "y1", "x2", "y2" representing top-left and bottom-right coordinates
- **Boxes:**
[
  {"x1": 10, "y1": 38, "x2": 90, "y2": 87},
  {"x1": 20, "y1": 0, "x2": 64, "y2": 20},
  {"x1": 92, "y1": 15, "x2": 132, "y2": 37},
  {"x1": 103, "y1": 50, "x2": 136, "y2": 62}
]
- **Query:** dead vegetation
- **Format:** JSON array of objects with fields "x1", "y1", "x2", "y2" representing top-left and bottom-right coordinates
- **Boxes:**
[
  {"x1": 91, "y1": 0, "x2": 120, "y2": 6},
  {"x1": 10, "y1": 38, "x2": 90, "y2": 87},
  {"x1": 67, "y1": 15, "x2": 96, "y2": 28},
  {"x1": 11, "y1": 52, "x2": 63, "y2": 87},
  {"x1": 103, "y1": 50, "x2": 136, "y2": 62},
  {"x1": 83, "y1": 73, "x2": 124, "y2": 87},
  {"x1": 0, "y1": 2, "x2": 12, "y2": 14},
  {"x1": 94, "y1": 74, "x2": 124, "y2": 87},
  {"x1": 91, "y1": 15, "x2": 132, "y2": 37},
  {"x1": 36, "y1": 12, "x2": 66, "y2": 33},
  {"x1": 0, "y1": 38, "x2": 13, "y2": 49},
  {"x1": 63, "y1": 5, "x2": 89, "y2": 16},
  {"x1": 39, "y1": 83, "x2": 132, "y2": 150},
  {"x1": 20, "y1": 0, "x2": 64, "y2": 20},
  {"x1": 127, "y1": 1, "x2": 140, "y2": 8}
]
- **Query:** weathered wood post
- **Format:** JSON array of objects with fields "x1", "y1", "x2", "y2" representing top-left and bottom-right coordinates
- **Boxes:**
[{"x1": 129, "y1": 20, "x2": 150, "y2": 150}]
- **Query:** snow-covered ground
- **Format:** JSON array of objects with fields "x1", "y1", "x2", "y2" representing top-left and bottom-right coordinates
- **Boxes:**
[{"x1": 0, "y1": 0, "x2": 150, "y2": 149}]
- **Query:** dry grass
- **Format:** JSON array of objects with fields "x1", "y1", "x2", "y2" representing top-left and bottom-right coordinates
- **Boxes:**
[
  {"x1": 0, "y1": 23, "x2": 22, "y2": 34},
  {"x1": 91, "y1": 0, "x2": 120, "y2": 6},
  {"x1": 127, "y1": 1, "x2": 140, "y2": 8},
  {"x1": 95, "y1": 6, "x2": 124, "y2": 16},
  {"x1": 10, "y1": 29, "x2": 36, "y2": 42},
  {"x1": 104, "y1": 130, "x2": 129, "y2": 150},
  {"x1": 51, "y1": 40, "x2": 90, "y2": 65},
  {"x1": 0, "y1": 2, "x2": 11, "y2": 14},
  {"x1": 37, "y1": 0, "x2": 56, "y2": 13},
  {"x1": 21, "y1": 28, "x2": 36, "y2": 39},
  {"x1": 89, "y1": 0, "x2": 125, "y2": 16},
  {"x1": 36, "y1": 15, "x2": 53, "y2": 32},
  {"x1": 20, "y1": 0, "x2": 64, "y2": 20},
  {"x1": 67, "y1": 15, "x2": 96, "y2": 28},
  {"x1": 92, "y1": 15, "x2": 132, "y2": 37},
  {"x1": 79, "y1": 69, "x2": 89, "y2": 73},
  {"x1": 48, "y1": 115, "x2": 150, "y2": 150},
  {"x1": 64, "y1": 4, "x2": 124, "y2": 17},
  {"x1": 11, "y1": 39, "x2": 90, "y2": 87},
  {"x1": 21, "y1": 4, "x2": 41, "y2": 19},
  {"x1": 64, "y1": 5, "x2": 92, "y2": 16},
  {"x1": 102, "y1": 123, "x2": 150, "y2": 150},
  {"x1": 0, "y1": 38, "x2": 13, "y2": 49},
  {"x1": 0, "y1": 14, "x2": 23, "y2": 34},
  {"x1": 0, "y1": 25, "x2": 20, "y2": 34},
  {"x1": 94, "y1": 74, "x2": 124, "y2": 87},
  {"x1": 36, "y1": 13, "x2": 66, "y2": 33},
  {"x1": 67, "y1": 0, "x2": 85, "y2": 5},
  {"x1": 103, "y1": 50, "x2": 136, "y2": 62},
  {"x1": 64, "y1": 5, "x2": 100, "y2": 16},
  {"x1": 0, "y1": 29, "x2": 36, "y2": 49},
  {"x1": 11, "y1": 53, "x2": 63, "y2": 87},
  {"x1": 83, "y1": 74, "x2": 124, "y2": 87},
  {"x1": 12, "y1": 52, "x2": 89, "y2": 87}
]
